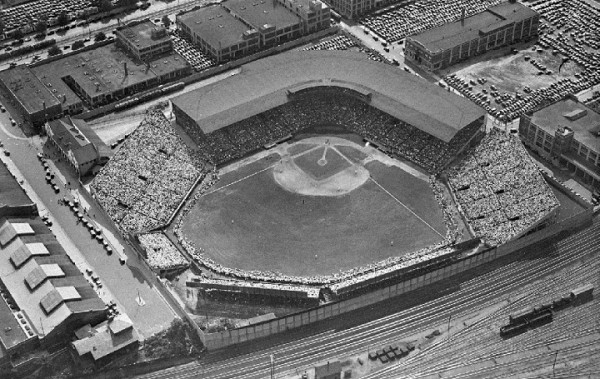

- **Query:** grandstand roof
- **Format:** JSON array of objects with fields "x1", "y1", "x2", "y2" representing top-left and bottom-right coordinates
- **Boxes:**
[
  {"x1": 223, "y1": 0, "x2": 301, "y2": 32},
  {"x1": 530, "y1": 97, "x2": 600, "y2": 152},
  {"x1": 408, "y1": 2, "x2": 538, "y2": 53},
  {"x1": 177, "y1": 5, "x2": 255, "y2": 49},
  {"x1": 171, "y1": 50, "x2": 485, "y2": 142}
]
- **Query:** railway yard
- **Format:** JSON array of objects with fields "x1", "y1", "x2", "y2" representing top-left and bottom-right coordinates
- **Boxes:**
[{"x1": 137, "y1": 215, "x2": 600, "y2": 379}]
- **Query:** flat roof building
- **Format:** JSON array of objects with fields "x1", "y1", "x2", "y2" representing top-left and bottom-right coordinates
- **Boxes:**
[
  {"x1": 223, "y1": 0, "x2": 303, "y2": 47},
  {"x1": 176, "y1": 5, "x2": 260, "y2": 63},
  {"x1": 33, "y1": 43, "x2": 190, "y2": 107},
  {"x1": 405, "y1": 2, "x2": 539, "y2": 70},
  {"x1": 520, "y1": 96, "x2": 600, "y2": 191},
  {"x1": 115, "y1": 20, "x2": 173, "y2": 61},
  {"x1": 324, "y1": 0, "x2": 374, "y2": 19},
  {"x1": 0, "y1": 66, "x2": 63, "y2": 127},
  {"x1": 177, "y1": 0, "x2": 329, "y2": 63}
]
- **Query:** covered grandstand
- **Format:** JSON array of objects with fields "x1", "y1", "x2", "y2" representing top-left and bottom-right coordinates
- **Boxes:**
[{"x1": 171, "y1": 50, "x2": 486, "y2": 145}]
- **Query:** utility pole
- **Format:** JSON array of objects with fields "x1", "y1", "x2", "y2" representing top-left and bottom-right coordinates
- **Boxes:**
[
  {"x1": 447, "y1": 314, "x2": 452, "y2": 336},
  {"x1": 552, "y1": 350, "x2": 558, "y2": 378},
  {"x1": 270, "y1": 354, "x2": 275, "y2": 379}
]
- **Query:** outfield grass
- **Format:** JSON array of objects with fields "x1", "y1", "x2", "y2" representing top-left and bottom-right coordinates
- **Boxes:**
[{"x1": 182, "y1": 154, "x2": 445, "y2": 277}]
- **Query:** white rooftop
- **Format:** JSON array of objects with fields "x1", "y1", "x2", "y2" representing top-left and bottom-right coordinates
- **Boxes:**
[
  {"x1": 11, "y1": 223, "x2": 34, "y2": 235},
  {"x1": 40, "y1": 264, "x2": 65, "y2": 278},
  {"x1": 26, "y1": 243, "x2": 50, "y2": 256}
]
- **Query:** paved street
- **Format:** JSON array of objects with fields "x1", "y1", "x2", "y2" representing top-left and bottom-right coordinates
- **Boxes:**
[{"x1": 0, "y1": 112, "x2": 179, "y2": 339}]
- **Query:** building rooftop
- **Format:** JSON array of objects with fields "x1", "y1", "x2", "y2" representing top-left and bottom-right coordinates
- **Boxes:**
[
  {"x1": 72, "y1": 314, "x2": 138, "y2": 362},
  {"x1": 31, "y1": 64, "x2": 83, "y2": 111},
  {"x1": 0, "y1": 162, "x2": 31, "y2": 210},
  {"x1": 178, "y1": 5, "x2": 255, "y2": 49},
  {"x1": 171, "y1": 50, "x2": 485, "y2": 142},
  {"x1": 224, "y1": 0, "x2": 301, "y2": 32},
  {"x1": 0, "y1": 66, "x2": 61, "y2": 115},
  {"x1": 531, "y1": 97, "x2": 600, "y2": 152},
  {"x1": 47, "y1": 117, "x2": 100, "y2": 166},
  {"x1": 0, "y1": 217, "x2": 105, "y2": 341},
  {"x1": 409, "y1": 2, "x2": 538, "y2": 53},
  {"x1": 146, "y1": 53, "x2": 190, "y2": 78},
  {"x1": 116, "y1": 20, "x2": 170, "y2": 51}
]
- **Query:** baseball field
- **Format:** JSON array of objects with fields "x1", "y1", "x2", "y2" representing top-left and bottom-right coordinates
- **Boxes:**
[{"x1": 181, "y1": 136, "x2": 446, "y2": 277}]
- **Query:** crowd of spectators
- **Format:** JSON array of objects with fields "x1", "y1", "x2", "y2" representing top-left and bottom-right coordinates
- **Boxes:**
[
  {"x1": 446, "y1": 130, "x2": 559, "y2": 246},
  {"x1": 360, "y1": 0, "x2": 505, "y2": 44},
  {"x1": 91, "y1": 108, "x2": 209, "y2": 234},
  {"x1": 184, "y1": 92, "x2": 477, "y2": 173},
  {"x1": 171, "y1": 31, "x2": 216, "y2": 72},
  {"x1": 430, "y1": 175, "x2": 462, "y2": 244},
  {"x1": 138, "y1": 232, "x2": 189, "y2": 272}
]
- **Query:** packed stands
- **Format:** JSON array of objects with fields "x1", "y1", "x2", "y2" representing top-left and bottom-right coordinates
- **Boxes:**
[
  {"x1": 184, "y1": 92, "x2": 481, "y2": 173},
  {"x1": 446, "y1": 130, "x2": 559, "y2": 246},
  {"x1": 91, "y1": 109, "x2": 209, "y2": 234},
  {"x1": 360, "y1": 0, "x2": 505, "y2": 43},
  {"x1": 137, "y1": 232, "x2": 189, "y2": 272}
]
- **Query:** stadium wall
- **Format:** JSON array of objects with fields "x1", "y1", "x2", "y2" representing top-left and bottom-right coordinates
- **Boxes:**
[{"x1": 198, "y1": 200, "x2": 592, "y2": 350}]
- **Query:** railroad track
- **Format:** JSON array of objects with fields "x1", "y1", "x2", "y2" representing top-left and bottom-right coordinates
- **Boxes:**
[{"x1": 138, "y1": 219, "x2": 600, "y2": 379}]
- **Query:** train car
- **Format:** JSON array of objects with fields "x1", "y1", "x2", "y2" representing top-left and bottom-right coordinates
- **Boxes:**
[
  {"x1": 508, "y1": 307, "x2": 535, "y2": 325},
  {"x1": 571, "y1": 283, "x2": 594, "y2": 299},
  {"x1": 500, "y1": 321, "x2": 528, "y2": 337},
  {"x1": 528, "y1": 309, "x2": 553, "y2": 328}
]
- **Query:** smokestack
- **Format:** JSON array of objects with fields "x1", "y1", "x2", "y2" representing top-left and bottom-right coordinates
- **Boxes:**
[
  {"x1": 62, "y1": 94, "x2": 66, "y2": 103},
  {"x1": 123, "y1": 62, "x2": 128, "y2": 77},
  {"x1": 461, "y1": 7, "x2": 466, "y2": 26}
]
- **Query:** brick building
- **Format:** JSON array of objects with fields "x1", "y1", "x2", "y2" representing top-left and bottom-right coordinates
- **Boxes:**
[
  {"x1": 519, "y1": 96, "x2": 600, "y2": 191},
  {"x1": 115, "y1": 20, "x2": 173, "y2": 61},
  {"x1": 177, "y1": 0, "x2": 329, "y2": 63},
  {"x1": 405, "y1": 2, "x2": 539, "y2": 71}
]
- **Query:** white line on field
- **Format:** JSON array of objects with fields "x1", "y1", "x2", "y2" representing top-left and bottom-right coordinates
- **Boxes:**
[{"x1": 369, "y1": 177, "x2": 444, "y2": 238}]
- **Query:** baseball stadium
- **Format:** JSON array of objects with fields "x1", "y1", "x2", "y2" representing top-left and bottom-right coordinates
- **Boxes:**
[{"x1": 91, "y1": 49, "x2": 568, "y2": 326}]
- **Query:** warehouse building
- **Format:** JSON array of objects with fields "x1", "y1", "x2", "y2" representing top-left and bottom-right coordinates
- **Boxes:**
[
  {"x1": 0, "y1": 66, "x2": 63, "y2": 127},
  {"x1": 177, "y1": 0, "x2": 329, "y2": 62},
  {"x1": 176, "y1": 5, "x2": 260, "y2": 63},
  {"x1": 519, "y1": 96, "x2": 600, "y2": 191},
  {"x1": 324, "y1": 0, "x2": 373, "y2": 19},
  {"x1": 0, "y1": 165, "x2": 106, "y2": 367},
  {"x1": 405, "y1": 2, "x2": 539, "y2": 71}
]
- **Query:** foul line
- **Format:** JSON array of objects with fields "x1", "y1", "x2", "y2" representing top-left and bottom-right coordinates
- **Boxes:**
[
  {"x1": 369, "y1": 177, "x2": 444, "y2": 238},
  {"x1": 203, "y1": 165, "x2": 275, "y2": 196}
]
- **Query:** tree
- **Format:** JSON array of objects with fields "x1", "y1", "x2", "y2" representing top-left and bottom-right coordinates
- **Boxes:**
[
  {"x1": 48, "y1": 45, "x2": 62, "y2": 56},
  {"x1": 72, "y1": 40, "x2": 85, "y2": 50},
  {"x1": 57, "y1": 11, "x2": 70, "y2": 26},
  {"x1": 12, "y1": 29, "x2": 24, "y2": 40},
  {"x1": 94, "y1": 31, "x2": 106, "y2": 42},
  {"x1": 35, "y1": 20, "x2": 47, "y2": 34},
  {"x1": 97, "y1": 0, "x2": 113, "y2": 12},
  {"x1": 161, "y1": 15, "x2": 171, "y2": 29}
]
